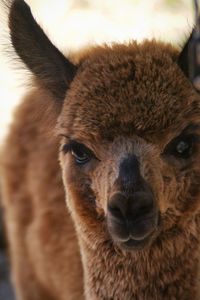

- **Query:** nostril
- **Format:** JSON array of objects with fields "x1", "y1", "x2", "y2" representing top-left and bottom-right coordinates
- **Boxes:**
[
  {"x1": 129, "y1": 192, "x2": 154, "y2": 217},
  {"x1": 107, "y1": 194, "x2": 127, "y2": 221},
  {"x1": 137, "y1": 204, "x2": 153, "y2": 216},
  {"x1": 108, "y1": 204, "x2": 124, "y2": 220}
]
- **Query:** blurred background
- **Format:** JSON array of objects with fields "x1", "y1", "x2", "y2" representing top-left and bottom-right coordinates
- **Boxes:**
[
  {"x1": 0, "y1": 0, "x2": 193, "y2": 145},
  {"x1": 0, "y1": 0, "x2": 195, "y2": 299}
]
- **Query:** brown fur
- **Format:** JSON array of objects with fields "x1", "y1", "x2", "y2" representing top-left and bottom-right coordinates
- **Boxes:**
[
  {"x1": 1, "y1": 89, "x2": 83, "y2": 300},
  {"x1": 2, "y1": 41, "x2": 200, "y2": 299},
  {"x1": 2, "y1": 1, "x2": 200, "y2": 299}
]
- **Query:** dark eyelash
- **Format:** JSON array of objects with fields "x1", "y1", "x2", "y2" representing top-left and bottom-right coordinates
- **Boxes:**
[
  {"x1": 62, "y1": 143, "x2": 72, "y2": 154},
  {"x1": 62, "y1": 141, "x2": 80, "y2": 154},
  {"x1": 62, "y1": 141, "x2": 94, "y2": 157}
]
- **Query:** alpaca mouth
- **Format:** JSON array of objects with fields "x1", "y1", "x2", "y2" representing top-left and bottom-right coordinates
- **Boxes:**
[
  {"x1": 119, "y1": 233, "x2": 154, "y2": 250},
  {"x1": 108, "y1": 213, "x2": 159, "y2": 251},
  {"x1": 110, "y1": 214, "x2": 160, "y2": 251}
]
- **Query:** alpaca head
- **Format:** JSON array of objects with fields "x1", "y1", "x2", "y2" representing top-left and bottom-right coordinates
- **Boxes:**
[
  {"x1": 9, "y1": 0, "x2": 200, "y2": 251},
  {"x1": 58, "y1": 43, "x2": 200, "y2": 251}
]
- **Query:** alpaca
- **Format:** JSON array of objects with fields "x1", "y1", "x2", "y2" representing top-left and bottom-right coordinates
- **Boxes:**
[{"x1": 1, "y1": 0, "x2": 200, "y2": 299}]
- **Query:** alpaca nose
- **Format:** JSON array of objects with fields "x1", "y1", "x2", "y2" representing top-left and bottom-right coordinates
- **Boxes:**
[
  {"x1": 107, "y1": 154, "x2": 158, "y2": 248},
  {"x1": 108, "y1": 191, "x2": 154, "y2": 223},
  {"x1": 107, "y1": 191, "x2": 155, "y2": 241}
]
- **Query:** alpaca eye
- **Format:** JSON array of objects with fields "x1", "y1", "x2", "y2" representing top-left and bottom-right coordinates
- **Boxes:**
[
  {"x1": 62, "y1": 141, "x2": 93, "y2": 165},
  {"x1": 71, "y1": 146, "x2": 91, "y2": 165},
  {"x1": 164, "y1": 135, "x2": 195, "y2": 159},
  {"x1": 173, "y1": 137, "x2": 194, "y2": 159},
  {"x1": 175, "y1": 140, "x2": 190, "y2": 156}
]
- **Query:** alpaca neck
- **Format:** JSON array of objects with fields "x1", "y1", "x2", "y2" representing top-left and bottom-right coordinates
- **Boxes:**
[{"x1": 79, "y1": 221, "x2": 200, "y2": 300}]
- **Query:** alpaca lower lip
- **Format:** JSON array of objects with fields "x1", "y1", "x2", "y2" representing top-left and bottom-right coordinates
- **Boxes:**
[{"x1": 120, "y1": 234, "x2": 152, "y2": 250}]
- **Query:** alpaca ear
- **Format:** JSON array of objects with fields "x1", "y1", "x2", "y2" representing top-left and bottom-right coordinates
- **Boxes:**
[
  {"x1": 178, "y1": 31, "x2": 193, "y2": 79},
  {"x1": 178, "y1": 29, "x2": 200, "y2": 91},
  {"x1": 9, "y1": 0, "x2": 77, "y2": 100}
]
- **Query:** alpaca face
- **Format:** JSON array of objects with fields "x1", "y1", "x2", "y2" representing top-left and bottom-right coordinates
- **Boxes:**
[{"x1": 58, "y1": 43, "x2": 200, "y2": 250}]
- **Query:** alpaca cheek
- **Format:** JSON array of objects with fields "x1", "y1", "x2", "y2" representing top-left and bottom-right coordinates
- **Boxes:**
[
  {"x1": 160, "y1": 168, "x2": 200, "y2": 216},
  {"x1": 158, "y1": 178, "x2": 177, "y2": 213},
  {"x1": 175, "y1": 174, "x2": 200, "y2": 214},
  {"x1": 62, "y1": 182, "x2": 106, "y2": 246},
  {"x1": 91, "y1": 163, "x2": 119, "y2": 214},
  {"x1": 60, "y1": 159, "x2": 96, "y2": 217},
  {"x1": 139, "y1": 159, "x2": 165, "y2": 214}
]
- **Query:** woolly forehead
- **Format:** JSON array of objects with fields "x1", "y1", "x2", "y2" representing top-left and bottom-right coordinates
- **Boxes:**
[{"x1": 58, "y1": 42, "x2": 200, "y2": 142}]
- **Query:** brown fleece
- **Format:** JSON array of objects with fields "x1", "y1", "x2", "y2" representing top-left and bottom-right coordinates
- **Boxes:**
[
  {"x1": 2, "y1": 39, "x2": 200, "y2": 300},
  {"x1": 2, "y1": 2, "x2": 200, "y2": 299}
]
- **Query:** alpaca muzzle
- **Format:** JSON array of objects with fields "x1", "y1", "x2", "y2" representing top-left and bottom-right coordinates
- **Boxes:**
[{"x1": 107, "y1": 154, "x2": 159, "y2": 249}]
